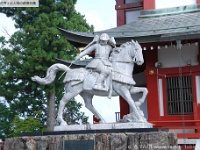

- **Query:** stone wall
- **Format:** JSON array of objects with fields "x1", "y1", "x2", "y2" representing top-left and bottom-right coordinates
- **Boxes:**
[{"x1": 4, "y1": 131, "x2": 179, "y2": 150}]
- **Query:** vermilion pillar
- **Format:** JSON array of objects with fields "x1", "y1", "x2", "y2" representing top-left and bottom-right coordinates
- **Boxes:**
[
  {"x1": 143, "y1": 0, "x2": 155, "y2": 10},
  {"x1": 195, "y1": 41, "x2": 200, "y2": 132},
  {"x1": 116, "y1": 0, "x2": 144, "y2": 119},
  {"x1": 119, "y1": 97, "x2": 129, "y2": 119},
  {"x1": 143, "y1": 48, "x2": 160, "y2": 121},
  {"x1": 116, "y1": 0, "x2": 128, "y2": 118},
  {"x1": 115, "y1": 0, "x2": 126, "y2": 26},
  {"x1": 197, "y1": 0, "x2": 200, "y2": 4},
  {"x1": 115, "y1": 0, "x2": 144, "y2": 26}
]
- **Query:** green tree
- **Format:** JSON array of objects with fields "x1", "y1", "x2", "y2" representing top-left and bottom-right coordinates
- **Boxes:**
[
  {"x1": 9, "y1": 115, "x2": 47, "y2": 137},
  {"x1": 0, "y1": 100, "x2": 11, "y2": 141},
  {"x1": 63, "y1": 99, "x2": 88, "y2": 125},
  {"x1": 0, "y1": 37, "x2": 13, "y2": 140},
  {"x1": 0, "y1": 0, "x2": 93, "y2": 131}
]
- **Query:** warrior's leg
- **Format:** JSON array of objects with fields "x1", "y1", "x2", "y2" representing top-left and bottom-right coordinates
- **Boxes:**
[
  {"x1": 94, "y1": 64, "x2": 110, "y2": 91},
  {"x1": 94, "y1": 73, "x2": 107, "y2": 89}
]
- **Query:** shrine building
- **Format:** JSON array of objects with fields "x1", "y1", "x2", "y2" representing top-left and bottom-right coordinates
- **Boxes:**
[{"x1": 59, "y1": 0, "x2": 200, "y2": 148}]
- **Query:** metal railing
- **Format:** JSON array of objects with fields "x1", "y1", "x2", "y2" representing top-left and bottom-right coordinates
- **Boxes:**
[
  {"x1": 0, "y1": 142, "x2": 4, "y2": 150},
  {"x1": 115, "y1": 112, "x2": 120, "y2": 122}
]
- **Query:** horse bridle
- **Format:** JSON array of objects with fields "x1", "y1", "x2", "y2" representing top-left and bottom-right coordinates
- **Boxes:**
[{"x1": 131, "y1": 43, "x2": 139, "y2": 63}]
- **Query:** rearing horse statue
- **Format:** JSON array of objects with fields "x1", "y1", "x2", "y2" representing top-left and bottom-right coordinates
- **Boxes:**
[{"x1": 31, "y1": 40, "x2": 148, "y2": 126}]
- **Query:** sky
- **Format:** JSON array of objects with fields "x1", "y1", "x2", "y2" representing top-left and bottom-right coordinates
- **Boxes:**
[
  {"x1": 0, "y1": 0, "x2": 119, "y2": 124},
  {"x1": 75, "y1": 0, "x2": 117, "y2": 31},
  {"x1": 156, "y1": 0, "x2": 196, "y2": 9}
]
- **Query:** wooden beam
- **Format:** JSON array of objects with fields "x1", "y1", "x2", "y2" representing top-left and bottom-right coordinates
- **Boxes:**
[{"x1": 177, "y1": 133, "x2": 200, "y2": 138}]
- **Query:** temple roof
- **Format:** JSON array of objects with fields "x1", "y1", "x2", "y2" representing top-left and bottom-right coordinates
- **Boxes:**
[{"x1": 59, "y1": 4, "x2": 200, "y2": 47}]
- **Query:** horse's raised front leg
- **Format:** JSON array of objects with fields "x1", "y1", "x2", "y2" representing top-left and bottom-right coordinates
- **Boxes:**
[
  {"x1": 114, "y1": 83, "x2": 146, "y2": 122},
  {"x1": 130, "y1": 87, "x2": 148, "y2": 107},
  {"x1": 80, "y1": 92, "x2": 106, "y2": 124},
  {"x1": 57, "y1": 83, "x2": 82, "y2": 126}
]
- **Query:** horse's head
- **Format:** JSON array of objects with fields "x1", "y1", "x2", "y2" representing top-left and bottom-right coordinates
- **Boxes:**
[
  {"x1": 110, "y1": 40, "x2": 144, "y2": 65},
  {"x1": 132, "y1": 40, "x2": 144, "y2": 65},
  {"x1": 122, "y1": 40, "x2": 144, "y2": 65}
]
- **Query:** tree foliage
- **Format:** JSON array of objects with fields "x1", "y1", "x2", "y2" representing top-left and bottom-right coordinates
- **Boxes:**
[
  {"x1": 9, "y1": 115, "x2": 47, "y2": 137},
  {"x1": 64, "y1": 99, "x2": 88, "y2": 125},
  {"x1": 0, "y1": 0, "x2": 93, "y2": 135},
  {"x1": 0, "y1": 99, "x2": 11, "y2": 141}
]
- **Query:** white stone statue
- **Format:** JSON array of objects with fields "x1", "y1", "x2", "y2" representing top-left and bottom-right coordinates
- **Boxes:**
[
  {"x1": 74, "y1": 33, "x2": 116, "y2": 91},
  {"x1": 31, "y1": 34, "x2": 149, "y2": 128}
]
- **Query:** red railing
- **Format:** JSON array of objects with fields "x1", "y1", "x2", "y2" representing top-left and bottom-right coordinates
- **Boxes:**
[{"x1": 0, "y1": 142, "x2": 4, "y2": 150}]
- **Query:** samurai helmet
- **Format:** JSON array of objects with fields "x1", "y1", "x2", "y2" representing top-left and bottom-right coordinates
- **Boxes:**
[{"x1": 100, "y1": 33, "x2": 110, "y2": 41}]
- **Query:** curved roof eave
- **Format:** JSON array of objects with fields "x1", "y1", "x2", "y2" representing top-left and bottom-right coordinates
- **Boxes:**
[
  {"x1": 58, "y1": 28, "x2": 162, "y2": 47},
  {"x1": 58, "y1": 9, "x2": 200, "y2": 47}
]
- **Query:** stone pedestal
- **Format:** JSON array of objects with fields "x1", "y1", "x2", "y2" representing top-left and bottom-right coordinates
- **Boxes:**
[
  {"x1": 4, "y1": 128, "x2": 179, "y2": 150},
  {"x1": 54, "y1": 122, "x2": 153, "y2": 131}
]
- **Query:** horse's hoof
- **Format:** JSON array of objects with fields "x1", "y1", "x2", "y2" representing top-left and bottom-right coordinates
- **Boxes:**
[
  {"x1": 60, "y1": 122, "x2": 67, "y2": 126},
  {"x1": 139, "y1": 118, "x2": 147, "y2": 123},
  {"x1": 99, "y1": 120, "x2": 106, "y2": 124}
]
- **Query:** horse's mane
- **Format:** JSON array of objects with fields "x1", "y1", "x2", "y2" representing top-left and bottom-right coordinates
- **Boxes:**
[{"x1": 110, "y1": 40, "x2": 137, "y2": 63}]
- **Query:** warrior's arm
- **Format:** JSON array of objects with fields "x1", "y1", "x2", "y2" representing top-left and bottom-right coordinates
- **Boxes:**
[
  {"x1": 108, "y1": 37, "x2": 116, "y2": 48},
  {"x1": 74, "y1": 44, "x2": 96, "y2": 61}
]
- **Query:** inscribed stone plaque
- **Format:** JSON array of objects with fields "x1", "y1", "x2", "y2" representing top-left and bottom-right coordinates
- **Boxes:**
[{"x1": 64, "y1": 140, "x2": 94, "y2": 150}]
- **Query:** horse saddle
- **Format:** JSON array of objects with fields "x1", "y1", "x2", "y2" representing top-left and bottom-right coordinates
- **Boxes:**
[{"x1": 83, "y1": 71, "x2": 111, "y2": 91}]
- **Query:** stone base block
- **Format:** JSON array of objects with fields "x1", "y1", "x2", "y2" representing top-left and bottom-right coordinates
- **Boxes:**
[
  {"x1": 4, "y1": 130, "x2": 179, "y2": 150},
  {"x1": 54, "y1": 122, "x2": 153, "y2": 131}
]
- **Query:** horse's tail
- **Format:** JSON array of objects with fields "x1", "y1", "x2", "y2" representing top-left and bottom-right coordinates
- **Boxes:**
[{"x1": 31, "y1": 63, "x2": 70, "y2": 85}]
